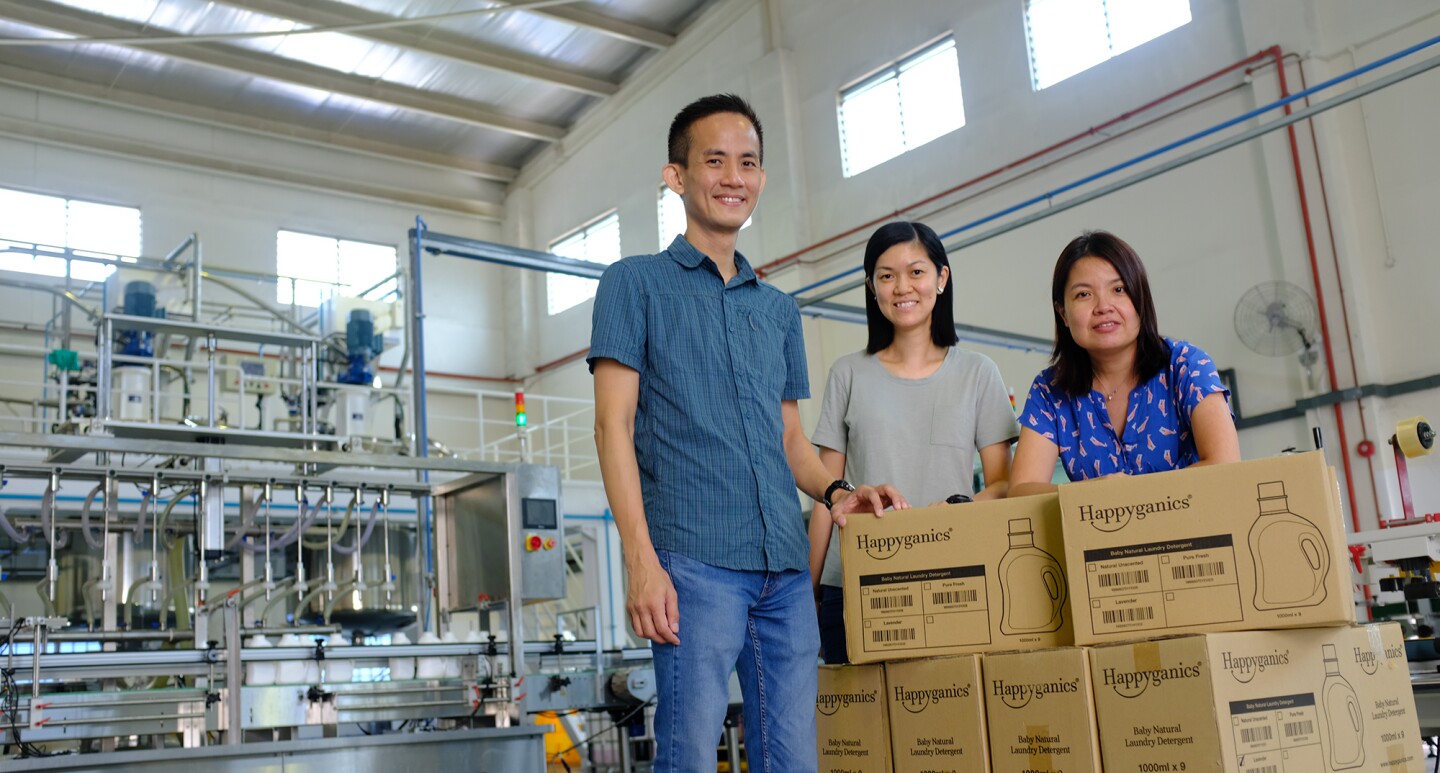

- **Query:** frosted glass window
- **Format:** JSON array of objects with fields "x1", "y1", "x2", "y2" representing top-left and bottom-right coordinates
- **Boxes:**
[
  {"x1": 1026, "y1": 0, "x2": 1192, "y2": 90},
  {"x1": 0, "y1": 187, "x2": 139, "y2": 282},
  {"x1": 276, "y1": 230, "x2": 397, "y2": 307},
  {"x1": 657, "y1": 185, "x2": 751, "y2": 251},
  {"x1": 839, "y1": 37, "x2": 965, "y2": 177},
  {"x1": 548, "y1": 212, "x2": 621, "y2": 316}
]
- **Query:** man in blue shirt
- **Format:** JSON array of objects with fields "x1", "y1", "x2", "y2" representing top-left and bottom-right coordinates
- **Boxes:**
[{"x1": 590, "y1": 94, "x2": 906, "y2": 772}]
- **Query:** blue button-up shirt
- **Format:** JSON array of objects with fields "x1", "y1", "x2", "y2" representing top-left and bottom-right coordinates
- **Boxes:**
[
  {"x1": 588, "y1": 236, "x2": 810, "y2": 573},
  {"x1": 1019, "y1": 338, "x2": 1230, "y2": 480}
]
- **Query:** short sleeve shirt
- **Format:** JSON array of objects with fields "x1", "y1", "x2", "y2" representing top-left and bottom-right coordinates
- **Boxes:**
[
  {"x1": 587, "y1": 235, "x2": 810, "y2": 572},
  {"x1": 1019, "y1": 338, "x2": 1230, "y2": 481},
  {"x1": 812, "y1": 347, "x2": 1020, "y2": 587}
]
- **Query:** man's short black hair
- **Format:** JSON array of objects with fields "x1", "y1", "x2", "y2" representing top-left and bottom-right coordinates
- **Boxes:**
[{"x1": 667, "y1": 94, "x2": 764, "y2": 166}]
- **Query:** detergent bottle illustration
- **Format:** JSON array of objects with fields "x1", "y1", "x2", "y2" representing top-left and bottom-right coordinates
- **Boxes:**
[
  {"x1": 1321, "y1": 643, "x2": 1365, "y2": 770},
  {"x1": 998, "y1": 517, "x2": 1066, "y2": 634},
  {"x1": 1249, "y1": 481, "x2": 1330, "y2": 609}
]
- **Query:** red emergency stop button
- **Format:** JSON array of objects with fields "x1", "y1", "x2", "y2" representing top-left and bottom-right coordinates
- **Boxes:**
[{"x1": 526, "y1": 534, "x2": 543, "y2": 552}]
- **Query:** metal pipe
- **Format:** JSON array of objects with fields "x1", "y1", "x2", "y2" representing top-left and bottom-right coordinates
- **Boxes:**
[
  {"x1": 196, "y1": 476, "x2": 210, "y2": 602},
  {"x1": 225, "y1": 600, "x2": 242, "y2": 744},
  {"x1": 191, "y1": 233, "x2": 202, "y2": 323},
  {"x1": 0, "y1": 278, "x2": 102, "y2": 324},
  {"x1": 408, "y1": 218, "x2": 435, "y2": 634},
  {"x1": 45, "y1": 470, "x2": 58, "y2": 602},
  {"x1": 198, "y1": 271, "x2": 316, "y2": 336},
  {"x1": 206, "y1": 333, "x2": 217, "y2": 427},
  {"x1": 162, "y1": 233, "x2": 196, "y2": 268}
]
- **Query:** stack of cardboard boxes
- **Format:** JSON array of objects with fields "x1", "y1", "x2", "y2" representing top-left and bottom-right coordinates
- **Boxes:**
[{"x1": 820, "y1": 451, "x2": 1424, "y2": 773}]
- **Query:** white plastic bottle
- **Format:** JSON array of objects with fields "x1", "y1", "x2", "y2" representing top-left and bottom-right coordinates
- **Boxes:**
[
  {"x1": 245, "y1": 634, "x2": 277, "y2": 686},
  {"x1": 275, "y1": 633, "x2": 306, "y2": 684},
  {"x1": 389, "y1": 631, "x2": 415, "y2": 680},
  {"x1": 325, "y1": 632, "x2": 353, "y2": 683},
  {"x1": 441, "y1": 631, "x2": 461, "y2": 678},
  {"x1": 416, "y1": 631, "x2": 444, "y2": 678}
]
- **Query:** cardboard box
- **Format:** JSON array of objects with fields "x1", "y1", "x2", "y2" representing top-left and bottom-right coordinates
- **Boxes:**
[
  {"x1": 883, "y1": 655, "x2": 989, "y2": 773},
  {"x1": 841, "y1": 496, "x2": 1073, "y2": 664},
  {"x1": 982, "y1": 647, "x2": 1103, "y2": 773},
  {"x1": 1089, "y1": 623, "x2": 1422, "y2": 773},
  {"x1": 817, "y1": 664, "x2": 892, "y2": 773},
  {"x1": 1056, "y1": 451, "x2": 1354, "y2": 645}
]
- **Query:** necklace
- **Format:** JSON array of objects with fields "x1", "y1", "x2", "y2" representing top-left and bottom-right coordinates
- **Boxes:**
[{"x1": 1095, "y1": 372, "x2": 1129, "y2": 402}]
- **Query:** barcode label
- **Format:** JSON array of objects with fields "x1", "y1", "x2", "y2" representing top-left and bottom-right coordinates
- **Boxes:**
[
  {"x1": 1243, "y1": 766, "x2": 1277, "y2": 773},
  {"x1": 1098, "y1": 569, "x2": 1150, "y2": 587},
  {"x1": 1101, "y1": 607, "x2": 1155, "y2": 625},
  {"x1": 931, "y1": 590, "x2": 977, "y2": 605},
  {"x1": 1239, "y1": 726, "x2": 1273, "y2": 744},
  {"x1": 1172, "y1": 562, "x2": 1227, "y2": 580},
  {"x1": 1283, "y1": 720, "x2": 1313, "y2": 737},
  {"x1": 868, "y1": 594, "x2": 913, "y2": 610},
  {"x1": 871, "y1": 628, "x2": 916, "y2": 643}
]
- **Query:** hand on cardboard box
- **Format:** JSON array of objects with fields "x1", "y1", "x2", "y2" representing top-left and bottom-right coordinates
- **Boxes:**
[{"x1": 830, "y1": 483, "x2": 909, "y2": 527}]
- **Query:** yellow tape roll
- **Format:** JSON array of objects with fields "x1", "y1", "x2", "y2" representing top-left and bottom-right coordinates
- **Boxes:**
[{"x1": 1396, "y1": 416, "x2": 1433, "y2": 458}]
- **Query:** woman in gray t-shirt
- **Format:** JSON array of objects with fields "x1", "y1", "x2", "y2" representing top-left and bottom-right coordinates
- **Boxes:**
[{"x1": 809, "y1": 221, "x2": 1020, "y2": 664}]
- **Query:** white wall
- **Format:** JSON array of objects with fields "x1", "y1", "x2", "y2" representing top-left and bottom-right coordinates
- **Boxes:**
[{"x1": 506, "y1": 0, "x2": 1440, "y2": 530}]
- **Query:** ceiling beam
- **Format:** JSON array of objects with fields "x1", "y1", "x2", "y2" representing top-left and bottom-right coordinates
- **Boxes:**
[
  {"x1": 0, "y1": 111, "x2": 505, "y2": 220},
  {"x1": 220, "y1": 0, "x2": 620, "y2": 98},
  {"x1": 0, "y1": 63, "x2": 519, "y2": 183},
  {"x1": 531, "y1": 5, "x2": 676, "y2": 49},
  {"x1": 0, "y1": 0, "x2": 566, "y2": 142}
]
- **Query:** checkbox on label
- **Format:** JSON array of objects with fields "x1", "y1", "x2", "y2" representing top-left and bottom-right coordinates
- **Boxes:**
[
  {"x1": 1166, "y1": 592, "x2": 1175, "y2": 601},
  {"x1": 1092, "y1": 600, "x2": 1101, "y2": 609}
]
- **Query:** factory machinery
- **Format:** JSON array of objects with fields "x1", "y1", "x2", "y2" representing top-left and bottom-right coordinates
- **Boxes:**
[
  {"x1": 0, "y1": 232, "x2": 658, "y2": 771},
  {"x1": 1341, "y1": 415, "x2": 1440, "y2": 738}
]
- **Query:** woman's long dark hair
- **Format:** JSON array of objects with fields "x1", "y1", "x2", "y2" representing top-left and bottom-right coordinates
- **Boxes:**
[
  {"x1": 862, "y1": 222, "x2": 958, "y2": 354},
  {"x1": 1048, "y1": 231, "x2": 1169, "y2": 397}
]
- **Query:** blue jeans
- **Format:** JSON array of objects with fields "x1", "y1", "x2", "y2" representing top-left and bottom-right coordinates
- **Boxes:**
[
  {"x1": 817, "y1": 584, "x2": 848, "y2": 665},
  {"x1": 652, "y1": 550, "x2": 819, "y2": 773}
]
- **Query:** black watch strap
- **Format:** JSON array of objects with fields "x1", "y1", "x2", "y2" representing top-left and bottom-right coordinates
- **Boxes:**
[
  {"x1": 945, "y1": 493, "x2": 974, "y2": 505},
  {"x1": 823, "y1": 479, "x2": 856, "y2": 508}
]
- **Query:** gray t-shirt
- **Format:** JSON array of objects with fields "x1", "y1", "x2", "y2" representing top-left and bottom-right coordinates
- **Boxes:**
[{"x1": 813, "y1": 347, "x2": 1020, "y2": 588}]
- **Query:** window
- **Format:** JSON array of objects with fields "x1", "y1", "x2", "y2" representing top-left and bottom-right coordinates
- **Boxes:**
[
  {"x1": 657, "y1": 185, "x2": 751, "y2": 250},
  {"x1": 276, "y1": 230, "x2": 397, "y2": 307},
  {"x1": 548, "y1": 212, "x2": 621, "y2": 315},
  {"x1": 838, "y1": 36, "x2": 965, "y2": 178},
  {"x1": 1025, "y1": 0, "x2": 1192, "y2": 90},
  {"x1": 0, "y1": 187, "x2": 139, "y2": 282}
]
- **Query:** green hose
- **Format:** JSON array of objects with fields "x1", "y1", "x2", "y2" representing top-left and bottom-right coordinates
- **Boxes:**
[{"x1": 33, "y1": 577, "x2": 55, "y2": 618}]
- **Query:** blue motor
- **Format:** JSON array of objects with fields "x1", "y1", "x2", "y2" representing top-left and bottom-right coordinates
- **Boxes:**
[
  {"x1": 117, "y1": 280, "x2": 162, "y2": 358},
  {"x1": 338, "y1": 309, "x2": 385, "y2": 385}
]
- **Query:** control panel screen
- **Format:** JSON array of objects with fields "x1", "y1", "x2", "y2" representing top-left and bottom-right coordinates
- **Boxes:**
[
  {"x1": 240, "y1": 361, "x2": 266, "y2": 377},
  {"x1": 522, "y1": 498, "x2": 557, "y2": 530}
]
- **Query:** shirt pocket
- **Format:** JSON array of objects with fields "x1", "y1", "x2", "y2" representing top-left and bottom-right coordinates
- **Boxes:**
[
  {"x1": 930, "y1": 397, "x2": 977, "y2": 450},
  {"x1": 736, "y1": 306, "x2": 787, "y2": 398}
]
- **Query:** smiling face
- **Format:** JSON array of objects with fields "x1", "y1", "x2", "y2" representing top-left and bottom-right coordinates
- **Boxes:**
[
  {"x1": 662, "y1": 111, "x2": 765, "y2": 241},
  {"x1": 869, "y1": 240, "x2": 949, "y2": 334},
  {"x1": 1058, "y1": 255, "x2": 1139, "y2": 357}
]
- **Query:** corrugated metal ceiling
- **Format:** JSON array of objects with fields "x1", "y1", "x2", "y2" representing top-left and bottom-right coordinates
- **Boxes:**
[{"x1": 0, "y1": 0, "x2": 712, "y2": 187}]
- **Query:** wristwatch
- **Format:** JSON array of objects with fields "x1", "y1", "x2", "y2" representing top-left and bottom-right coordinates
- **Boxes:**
[
  {"x1": 945, "y1": 493, "x2": 974, "y2": 505},
  {"x1": 822, "y1": 479, "x2": 856, "y2": 508}
]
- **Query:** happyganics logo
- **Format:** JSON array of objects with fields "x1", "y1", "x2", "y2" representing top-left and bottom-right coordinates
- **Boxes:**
[
  {"x1": 817, "y1": 689, "x2": 878, "y2": 716},
  {"x1": 1221, "y1": 649, "x2": 1290, "y2": 684},
  {"x1": 1100, "y1": 662, "x2": 1204, "y2": 698},
  {"x1": 1076, "y1": 494, "x2": 1193, "y2": 532},
  {"x1": 892, "y1": 683, "x2": 971, "y2": 714},
  {"x1": 854, "y1": 527, "x2": 953, "y2": 560},
  {"x1": 990, "y1": 677, "x2": 1079, "y2": 710}
]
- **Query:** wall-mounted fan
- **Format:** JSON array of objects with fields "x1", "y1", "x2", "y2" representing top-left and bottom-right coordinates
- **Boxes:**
[{"x1": 1233, "y1": 280, "x2": 1322, "y2": 388}]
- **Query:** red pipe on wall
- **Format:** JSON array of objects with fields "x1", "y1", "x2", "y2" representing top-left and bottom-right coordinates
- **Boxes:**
[{"x1": 1266, "y1": 46, "x2": 1363, "y2": 535}]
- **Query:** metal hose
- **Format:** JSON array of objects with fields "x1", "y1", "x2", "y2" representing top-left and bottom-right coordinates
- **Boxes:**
[
  {"x1": 0, "y1": 505, "x2": 34, "y2": 544},
  {"x1": 132, "y1": 490, "x2": 153, "y2": 546},
  {"x1": 78, "y1": 482, "x2": 106, "y2": 550},
  {"x1": 333, "y1": 499, "x2": 382, "y2": 556},
  {"x1": 300, "y1": 497, "x2": 355, "y2": 549}
]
